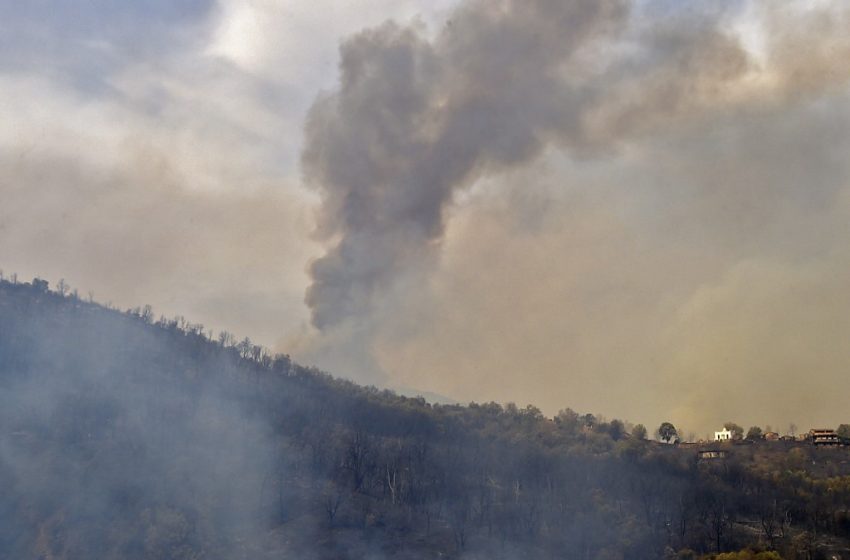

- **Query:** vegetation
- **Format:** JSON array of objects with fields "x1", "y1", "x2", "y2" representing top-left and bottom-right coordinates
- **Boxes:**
[
  {"x1": 2, "y1": 276, "x2": 850, "y2": 559},
  {"x1": 746, "y1": 427, "x2": 764, "y2": 441},
  {"x1": 724, "y1": 423, "x2": 745, "y2": 441},
  {"x1": 658, "y1": 422, "x2": 679, "y2": 444}
]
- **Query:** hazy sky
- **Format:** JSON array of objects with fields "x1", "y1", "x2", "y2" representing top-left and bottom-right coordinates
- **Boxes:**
[{"x1": 2, "y1": 0, "x2": 850, "y2": 436}]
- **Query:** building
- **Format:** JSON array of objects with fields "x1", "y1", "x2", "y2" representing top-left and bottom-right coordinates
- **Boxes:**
[
  {"x1": 763, "y1": 431, "x2": 779, "y2": 441},
  {"x1": 810, "y1": 429, "x2": 843, "y2": 446},
  {"x1": 698, "y1": 449, "x2": 728, "y2": 461},
  {"x1": 714, "y1": 428, "x2": 733, "y2": 441}
]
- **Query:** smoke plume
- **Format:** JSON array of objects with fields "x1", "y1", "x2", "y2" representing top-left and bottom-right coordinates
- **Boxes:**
[
  {"x1": 299, "y1": 0, "x2": 764, "y2": 378},
  {"x1": 302, "y1": 0, "x2": 632, "y2": 332}
]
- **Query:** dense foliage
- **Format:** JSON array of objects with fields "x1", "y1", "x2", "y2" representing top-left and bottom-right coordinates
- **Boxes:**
[{"x1": 1, "y1": 277, "x2": 850, "y2": 559}]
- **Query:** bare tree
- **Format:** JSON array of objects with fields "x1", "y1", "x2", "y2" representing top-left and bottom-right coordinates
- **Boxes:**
[
  {"x1": 322, "y1": 481, "x2": 346, "y2": 526},
  {"x1": 343, "y1": 430, "x2": 373, "y2": 492}
]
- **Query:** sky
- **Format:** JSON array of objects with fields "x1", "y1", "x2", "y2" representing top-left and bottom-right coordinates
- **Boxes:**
[{"x1": 1, "y1": 0, "x2": 850, "y2": 436}]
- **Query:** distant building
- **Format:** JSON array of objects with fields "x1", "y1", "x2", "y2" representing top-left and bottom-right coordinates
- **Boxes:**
[
  {"x1": 698, "y1": 449, "x2": 728, "y2": 461},
  {"x1": 714, "y1": 428, "x2": 733, "y2": 441},
  {"x1": 810, "y1": 429, "x2": 843, "y2": 446},
  {"x1": 763, "y1": 431, "x2": 780, "y2": 441}
]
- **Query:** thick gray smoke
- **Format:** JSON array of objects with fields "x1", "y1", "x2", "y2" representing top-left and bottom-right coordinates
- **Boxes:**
[
  {"x1": 301, "y1": 0, "x2": 850, "y2": 421},
  {"x1": 301, "y1": 0, "x2": 757, "y2": 337},
  {"x1": 302, "y1": 0, "x2": 631, "y2": 331}
]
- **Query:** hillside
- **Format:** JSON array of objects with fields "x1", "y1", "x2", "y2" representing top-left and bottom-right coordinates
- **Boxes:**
[{"x1": 1, "y1": 277, "x2": 850, "y2": 559}]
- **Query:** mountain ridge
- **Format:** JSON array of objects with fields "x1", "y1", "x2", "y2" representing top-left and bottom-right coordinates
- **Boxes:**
[{"x1": 2, "y1": 275, "x2": 850, "y2": 559}]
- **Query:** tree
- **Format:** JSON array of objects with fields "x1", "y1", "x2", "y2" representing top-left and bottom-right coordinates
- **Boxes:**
[
  {"x1": 724, "y1": 422, "x2": 744, "y2": 440},
  {"x1": 608, "y1": 419, "x2": 625, "y2": 440},
  {"x1": 322, "y1": 481, "x2": 346, "y2": 526},
  {"x1": 745, "y1": 426, "x2": 763, "y2": 440},
  {"x1": 554, "y1": 408, "x2": 580, "y2": 432},
  {"x1": 631, "y1": 424, "x2": 647, "y2": 440},
  {"x1": 32, "y1": 277, "x2": 48, "y2": 293},
  {"x1": 343, "y1": 430, "x2": 373, "y2": 492},
  {"x1": 657, "y1": 422, "x2": 678, "y2": 443},
  {"x1": 837, "y1": 424, "x2": 850, "y2": 439},
  {"x1": 712, "y1": 550, "x2": 782, "y2": 559}
]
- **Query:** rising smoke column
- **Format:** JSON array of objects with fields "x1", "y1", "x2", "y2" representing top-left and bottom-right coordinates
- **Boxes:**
[
  {"x1": 302, "y1": 0, "x2": 629, "y2": 332},
  {"x1": 299, "y1": 0, "x2": 785, "y2": 391}
]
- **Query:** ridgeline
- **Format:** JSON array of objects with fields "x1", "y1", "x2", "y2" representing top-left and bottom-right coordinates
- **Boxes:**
[{"x1": 1, "y1": 277, "x2": 849, "y2": 559}]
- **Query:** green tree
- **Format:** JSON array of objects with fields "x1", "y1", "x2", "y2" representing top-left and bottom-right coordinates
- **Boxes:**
[
  {"x1": 608, "y1": 419, "x2": 625, "y2": 440},
  {"x1": 554, "y1": 408, "x2": 580, "y2": 432},
  {"x1": 713, "y1": 550, "x2": 782, "y2": 560},
  {"x1": 745, "y1": 426, "x2": 763, "y2": 440},
  {"x1": 657, "y1": 422, "x2": 678, "y2": 443},
  {"x1": 724, "y1": 422, "x2": 744, "y2": 440},
  {"x1": 631, "y1": 423, "x2": 647, "y2": 440},
  {"x1": 837, "y1": 424, "x2": 850, "y2": 439}
]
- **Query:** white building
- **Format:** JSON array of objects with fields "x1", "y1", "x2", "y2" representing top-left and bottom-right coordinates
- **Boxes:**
[{"x1": 714, "y1": 428, "x2": 733, "y2": 441}]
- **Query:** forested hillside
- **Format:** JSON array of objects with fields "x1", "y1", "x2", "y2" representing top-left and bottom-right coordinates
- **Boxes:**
[{"x1": 1, "y1": 277, "x2": 850, "y2": 559}]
